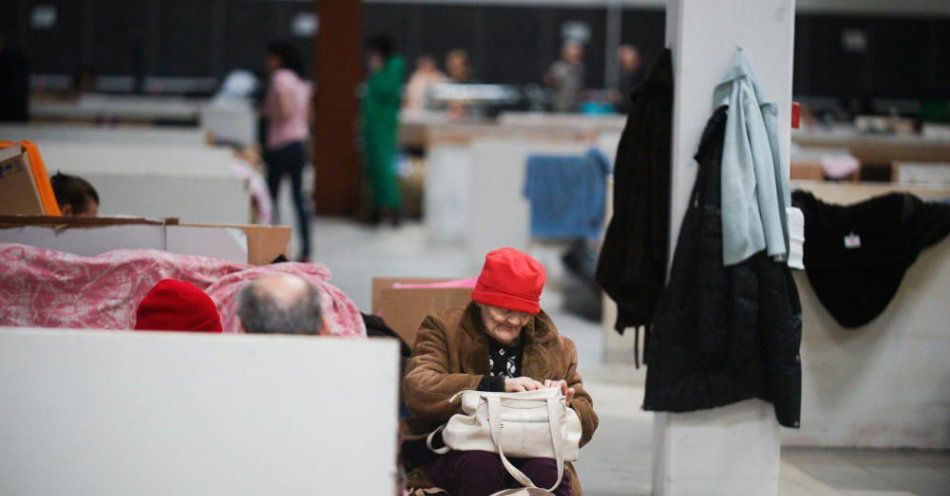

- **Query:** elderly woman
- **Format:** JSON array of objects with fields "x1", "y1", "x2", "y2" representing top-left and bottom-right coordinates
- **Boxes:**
[{"x1": 403, "y1": 248, "x2": 598, "y2": 496}]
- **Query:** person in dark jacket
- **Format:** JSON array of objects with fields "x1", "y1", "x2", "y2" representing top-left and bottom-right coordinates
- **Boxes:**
[
  {"x1": 643, "y1": 106, "x2": 802, "y2": 428},
  {"x1": 597, "y1": 49, "x2": 673, "y2": 340}
]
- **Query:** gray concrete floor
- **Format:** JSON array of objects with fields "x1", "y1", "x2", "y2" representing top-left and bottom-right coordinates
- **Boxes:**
[{"x1": 305, "y1": 216, "x2": 949, "y2": 496}]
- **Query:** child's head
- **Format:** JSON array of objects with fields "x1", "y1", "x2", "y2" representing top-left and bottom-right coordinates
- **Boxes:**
[{"x1": 51, "y1": 172, "x2": 99, "y2": 216}]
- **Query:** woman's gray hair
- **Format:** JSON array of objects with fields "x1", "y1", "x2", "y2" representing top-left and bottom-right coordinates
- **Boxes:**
[{"x1": 237, "y1": 276, "x2": 323, "y2": 335}]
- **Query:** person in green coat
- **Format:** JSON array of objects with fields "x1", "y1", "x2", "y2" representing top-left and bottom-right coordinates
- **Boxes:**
[{"x1": 362, "y1": 35, "x2": 406, "y2": 227}]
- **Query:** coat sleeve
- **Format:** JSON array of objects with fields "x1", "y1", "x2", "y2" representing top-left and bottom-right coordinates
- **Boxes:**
[
  {"x1": 563, "y1": 337, "x2": 599, "y2": 447},
  {"x1": 403, "y1": 314, "x2": 483, "y2": 422}
]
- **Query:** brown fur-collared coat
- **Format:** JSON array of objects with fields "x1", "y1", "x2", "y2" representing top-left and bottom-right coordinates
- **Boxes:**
[{"x1": 402, "y1": 302, "x2": 598, "y2": 495}]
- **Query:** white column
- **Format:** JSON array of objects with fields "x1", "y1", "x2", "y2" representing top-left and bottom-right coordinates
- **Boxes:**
[{"x1": 653, "y1": 1, "x2": 796, "y2": 495}]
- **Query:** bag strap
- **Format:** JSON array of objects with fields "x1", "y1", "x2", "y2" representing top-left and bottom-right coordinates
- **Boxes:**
[
  {"x1": 426, "y1": 425, "x2": 450, "y2": 455},
  {"x1": 486, "y1": 396, "x2": 565, "y2": 492},
  {"x1": 425, "y1": 391, "x2": 467, "y2": 455}
]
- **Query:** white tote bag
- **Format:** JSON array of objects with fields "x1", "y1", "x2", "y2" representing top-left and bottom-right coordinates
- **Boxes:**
[{"x1": 427, "y1": 388, "x2": 582, "y2": 492}]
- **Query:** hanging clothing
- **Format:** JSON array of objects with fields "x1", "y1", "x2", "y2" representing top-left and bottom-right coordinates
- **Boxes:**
[
  {"x1": 523, "y1": 148, "x2": 610, "y2": 240},
  {"x1": 596, "y1": 49, "x2": 673, "y2": 333},
  {"x1": 792, "y1": 190, "x2": 950, "y2": 328},
  {"x1": 713, "y1": 50, "x2": 790, "y2": 266},
  {"x1": 643, "y1": 106, "x2": 802, "y2": 428},
  {"x1": 362, "y1": 56, "x2": 406, "y2": 209}
]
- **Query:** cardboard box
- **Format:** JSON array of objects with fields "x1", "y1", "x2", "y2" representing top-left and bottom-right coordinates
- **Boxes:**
[
  {"x1": 181, "y1": 223, "x2": 291, "y2": 265},
  {"x1": 0, "y1": 142, "x2": 61, "y2": 216},
  {"x1": 372, "y1": 278, "x2": 473, "y2": 347},
  {"x1": 0, "y1": 145, "x2": 45, "y2": 215},
  {"x1": 790, "y1": 159, "x2": 824, "y2": 181}
]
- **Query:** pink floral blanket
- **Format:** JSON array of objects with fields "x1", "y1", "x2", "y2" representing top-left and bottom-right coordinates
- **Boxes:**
[{"x1": 0, "y1": 243, "x2": 366, "y2": 337}]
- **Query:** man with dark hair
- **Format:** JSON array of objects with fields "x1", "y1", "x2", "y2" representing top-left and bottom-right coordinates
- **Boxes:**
[
  {"x1": 237, "y1": 273, "x2": 323, "y2": 335},
  {"x1": 266, "y1": 41, "x2": 304, "y2": 78},
  {"x1": 50, "y1": 172, "x2": 99, "y2": 216}
]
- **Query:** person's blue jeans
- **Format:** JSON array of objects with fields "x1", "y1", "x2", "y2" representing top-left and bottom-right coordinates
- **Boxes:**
[{"x1": 264, "y1": 141, "x2": 312, "y2": 258}]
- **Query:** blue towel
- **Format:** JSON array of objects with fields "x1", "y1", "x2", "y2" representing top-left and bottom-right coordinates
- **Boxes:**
[{"x1": 523, "y1": 148, "x2": 611, "y2": 240}]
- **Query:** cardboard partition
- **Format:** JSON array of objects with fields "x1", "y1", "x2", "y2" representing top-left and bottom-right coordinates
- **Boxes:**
[
  {"x1": 790, "y1": 180, "x2": 950, "y2": 204},
  {"x1": 0, "y1": 328, "x2": 400, "y2": 495},
  {"x1": 0, "y1": 216, "x2": 289, "y2": 265},
  {"x1": 790, "y1": 159, "x2": 824, "y2": 181},
  {"x1": 372, "y1": 278, "x2": 473, "y2": 346},
  {"x1": 0, "y1": 143, "x2": 61, "y2": 216},
  {"x1": 180, "y1": 223, "x2": 291, "y2": 265}
]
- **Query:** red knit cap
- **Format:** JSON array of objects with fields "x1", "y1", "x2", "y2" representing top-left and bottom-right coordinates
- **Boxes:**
[
  {"x1": 134, "y1": 279, "x2": 223, "y2": 333},
  {"x1": 471, "y1": 247, "x2": 546, "y2": 315}
]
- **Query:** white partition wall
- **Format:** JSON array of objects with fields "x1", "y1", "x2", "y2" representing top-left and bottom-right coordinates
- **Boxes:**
[
  {"x1": 39, "y1": 142, "x2": 250, "y2": 224},
  {"x1": 425, "y1": 143, "x2": 474, "y2": 243},
  {"x1": 654, "y1": 1, "x2": 796, "y2": 495},
  {"x1": 787, "y1": 241, "x2": 950, "y2": 449},
  {"x1": 468, "y1": 138, "x2": 593, "y2": 267},
  {"x1": 0, "y1": 329, "x2": 400, "y2": 496}
]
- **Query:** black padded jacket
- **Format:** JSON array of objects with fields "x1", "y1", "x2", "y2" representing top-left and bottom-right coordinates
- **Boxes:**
[
  {"x1": 597, "y1": 49, "x2": 673, "y2": 334},
  {"x1": 643, "y1": 106, "x2": 803, "y2": 428}
]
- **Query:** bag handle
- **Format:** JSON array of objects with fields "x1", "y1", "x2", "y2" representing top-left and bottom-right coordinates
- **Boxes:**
[
  {"x1": 426, "y1": 425, "x2": 451, "y2": 455},
  {"x1": 425, "y1": 390, "x2": 469, "y2": 454},
  {"x1": 486, "y1": 396, "x2": 565, "y2": 492}
]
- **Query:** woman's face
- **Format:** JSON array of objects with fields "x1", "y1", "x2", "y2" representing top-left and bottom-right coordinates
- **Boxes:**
[
  {"x1": 446, "y1": 53, "x2": 466, "y2": 78},
  {"x1": 480, "y1": 304, "x2": 531, "y2": 345},
  {"x1": 368, "y1": 52, "x2": 383, "y2": 72},
  {"x1": 265, "y1": 54, "x2": 281, "y2": 73}
]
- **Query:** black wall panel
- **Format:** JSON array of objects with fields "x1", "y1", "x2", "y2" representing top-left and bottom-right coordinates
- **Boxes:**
[
  {"x1": 20, "y1": 0, "x2": 83, "y2": 75},
  {"x1": 482, "y1": 7, "x2": 544, "y2": 85},
  {"x1": 868, "y1": 17, "x2": 931, "y2": 99},
  {"x1": 620, "y1": 9, "x2": 666, "y2": 74},
  {"x1": 933, "y1": 20, "x2": 950, "y2": 100},
  {"x1": 90, "y1": 0, "x2": 147, "y2": 75},
  {"x1": 795, "y1": 15, "x2": 873, "y2": 98},
  {"x1": 5, "y1": 1, "x2": 949, "y2": 100},
  {"x1": 418, "y1": 5, "x2": 479, "y2": 65},
  {"x1": 364, "y1": 3, "x2": 416, "y2": 70},
  {"x1": 152, "y1": 1, "x2": 216, "y2": 77},
  {"x1": 224, "y1": 1, "x2": 287, "y2": 77}
]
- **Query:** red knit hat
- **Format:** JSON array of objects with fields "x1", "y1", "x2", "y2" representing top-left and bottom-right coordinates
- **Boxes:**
[
  {"x1": 471, "y1": 247, "x2": 546, "y2": 315},
  {"x1": 134, "y1": 279, "x2": 223, "y2": 333}
]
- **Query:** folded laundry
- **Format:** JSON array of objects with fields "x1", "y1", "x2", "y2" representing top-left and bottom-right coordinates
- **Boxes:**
[{"x1": 819, "y1": 154, "x2": 860, "y2": 179}]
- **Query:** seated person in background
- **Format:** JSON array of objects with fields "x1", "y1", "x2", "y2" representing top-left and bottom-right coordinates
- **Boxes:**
[
  {"x1": 50, "y1": 172, "x2": 99, "y2": 217},
  {"x1": 237, "y1": 273, "x2": 323, "y2": 335},
  {"x1": 134, "y1": 279, "x2": 223, "y2": 333},
  {"x1": 402, "y1": 247, "x2": 598, "y2": 496}
]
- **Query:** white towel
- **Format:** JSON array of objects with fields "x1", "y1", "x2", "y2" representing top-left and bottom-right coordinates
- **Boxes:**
[{"x1": 786, "y1": 207, "x2": 805, "y2": 270}]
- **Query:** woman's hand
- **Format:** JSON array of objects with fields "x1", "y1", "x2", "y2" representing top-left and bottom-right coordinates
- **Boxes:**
[
  {"x1": 504, "y1": 376, "x2": 545, "y2": 392},
  {"x1": 544, "y1": 379, "x2": 576, "y2": 404}
]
